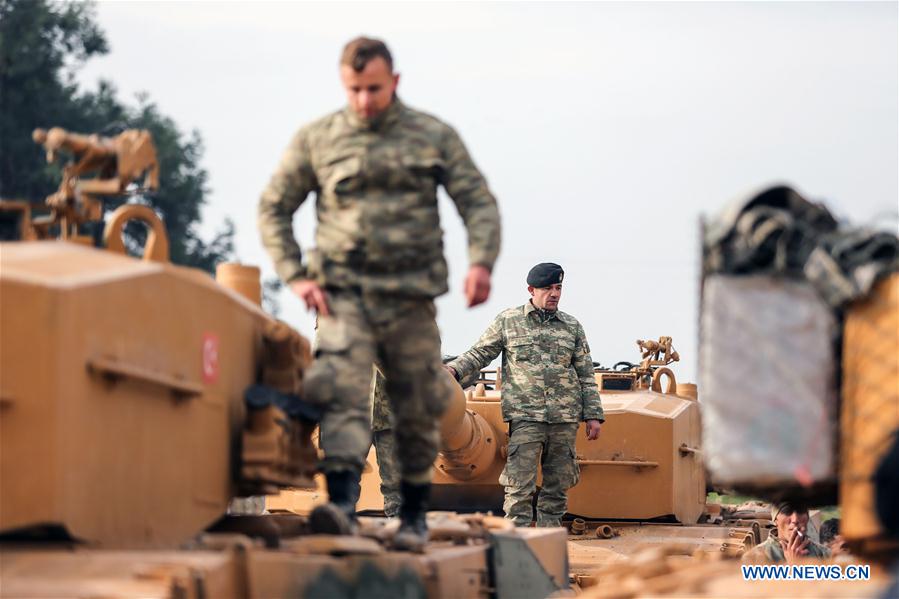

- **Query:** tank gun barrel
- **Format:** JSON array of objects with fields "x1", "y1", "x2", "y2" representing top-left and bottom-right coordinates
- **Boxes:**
[
  {"x1": 436, "y1": 372, "x2": 499, "y2": 480},
  {"x1": 439, "y1": 372, "x2": 471, "y2": 451}
]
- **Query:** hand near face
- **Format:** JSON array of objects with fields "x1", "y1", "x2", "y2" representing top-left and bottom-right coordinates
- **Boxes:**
[
  {"x1": 782, "y1": 530, "x2": 810, "y2": 562},
  {"x1": 289, "y1": 279, "x2": 331, "y2": 316}
]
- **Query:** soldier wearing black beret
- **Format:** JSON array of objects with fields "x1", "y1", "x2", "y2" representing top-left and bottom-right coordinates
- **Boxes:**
[{"x1": 446, "y1": 263, "x2": 604, "y2": 527}]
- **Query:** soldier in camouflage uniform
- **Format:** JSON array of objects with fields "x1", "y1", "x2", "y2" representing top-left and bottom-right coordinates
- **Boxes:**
[
  {"x1": 743, "y1": 502, "x2": 831, "y2": 563},
  {"x1": 370, "y1": 364, "x2": 401, "y2": 518},
  {"x1": 258, "y1": 37, "x2": 500, "y2": 550},
  {"x1": 446, "y1": 263, "x2": 603, "y2": 527}
]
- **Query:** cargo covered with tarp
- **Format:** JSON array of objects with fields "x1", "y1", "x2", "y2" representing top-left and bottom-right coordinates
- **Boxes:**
[{"x1": 699, "y1": 185, "x2": 899, "y2": 506}]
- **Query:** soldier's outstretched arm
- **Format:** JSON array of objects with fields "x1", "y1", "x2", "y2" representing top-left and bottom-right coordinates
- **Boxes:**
[
  {"x1": 573, "y1": 323, "x2": 604, "y2": 427},
  {"x1": 258, "y1": 128, "x2": 319, "y2": 284},
  {"x1": 446, "y1": 314, "x2": 505, "y2": 382},
  {"x1": 440, "y1": 126, "x2": 501, "y2": 306}
]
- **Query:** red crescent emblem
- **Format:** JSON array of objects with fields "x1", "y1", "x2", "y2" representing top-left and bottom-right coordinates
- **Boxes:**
[{"x1": 202, "y1": 333, "x2": 219, "y2": 384}]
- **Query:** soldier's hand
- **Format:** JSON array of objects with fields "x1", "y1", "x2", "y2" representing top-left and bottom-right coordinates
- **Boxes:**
[
  {"x1": 783, "y1": 530, "x2": 810, "y2": 563},
  {"x1": 443, "y1": 364, "x2": 458, "y2": 380},
  {"x1": 585, "y1": 419, "x2": 601, "y2": 440},
  {"x1": 289, "y1": 279, "x2": 330, "y2": 316},
  {"x1": 464, "y1": 264, "x2": 491, "y2": 308}
]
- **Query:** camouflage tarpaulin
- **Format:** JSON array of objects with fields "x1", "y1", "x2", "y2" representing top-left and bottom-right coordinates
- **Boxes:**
[{"x1": 703, "y1": 185, "x2": 898, "y2": 307}]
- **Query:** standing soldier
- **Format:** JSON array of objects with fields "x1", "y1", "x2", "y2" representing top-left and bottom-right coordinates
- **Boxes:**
[
  {"x1": 258, "y1": 36, "x2": 501, "y2": 551},
  {"x1": 446, "y1": 263, "x2": 603, "y2": 527},
  {"x1": 370, "y1": 364, "x2": 401, "y2": 518}
]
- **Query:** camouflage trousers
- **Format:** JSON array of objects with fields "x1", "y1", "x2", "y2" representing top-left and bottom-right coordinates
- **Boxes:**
[
  {"x1": 372, "y1": 430, "x2": 401, "y2": 517},
  {"x1": 499, "y1": 420, "x2": 580, "y2": 527},
  {"x1": 304, "y1": 289, "x2": 451, "y2": 483}
]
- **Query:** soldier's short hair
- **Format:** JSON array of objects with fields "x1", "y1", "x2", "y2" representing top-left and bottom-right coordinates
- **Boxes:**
[
  {"x1": 771, "y1": 501, "x2": 808, "y2": 520},
  {"x1": 340, "y1": 36, "x2": 393, "y2": 72}
]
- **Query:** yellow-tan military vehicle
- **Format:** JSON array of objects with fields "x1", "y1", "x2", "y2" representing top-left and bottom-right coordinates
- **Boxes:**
[
  {"x1": 0, "y1": 127, "x2": 570, "y2": 598},
  {"x1": 355, "y1": 336, "x2": 705, "y2": 525}
]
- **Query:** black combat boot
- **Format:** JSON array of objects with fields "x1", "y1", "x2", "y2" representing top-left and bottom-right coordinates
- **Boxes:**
[
  {"x1": 393, "y1": 481, "x2": 430, "y2": 552},
  {"x1": 309, "y1": 470, "x2": 360, "y2": 535}
]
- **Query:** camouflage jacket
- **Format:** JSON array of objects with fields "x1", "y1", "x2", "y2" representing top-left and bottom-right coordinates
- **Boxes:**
[
  {"x1": 447, "y1": 302, "x2": 604, "y2": 424},
  {"x1": 371, "y1": 364, "x2": 392, "y2": 432},
  {"x1": 258, "y1": 98, "x2": 501, "y2": 297},
  {"x1": 743, "y1": 534, "x2": 831, "y2": 563}
]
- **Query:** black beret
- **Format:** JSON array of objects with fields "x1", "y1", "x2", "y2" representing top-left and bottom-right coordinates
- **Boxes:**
[{"x1": 527, "y1": 263, "x2": 564, "y2": 287}]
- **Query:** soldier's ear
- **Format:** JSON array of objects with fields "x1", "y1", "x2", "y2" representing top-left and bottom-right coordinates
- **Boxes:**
[
  {"x1": 392, "y1": 72, "x2": 400, "y2": 91},
  {"x1": 527, "y1": 285, "x2": 535, "y2": 295}
]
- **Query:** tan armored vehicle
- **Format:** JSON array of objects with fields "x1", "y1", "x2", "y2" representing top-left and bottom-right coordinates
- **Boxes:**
[
  {"x1": 0, "y1": 127, "x2": 570, "y2": 598},
  {"x1": 353, "y1": 336, "x2": 705, "y2": 525}
]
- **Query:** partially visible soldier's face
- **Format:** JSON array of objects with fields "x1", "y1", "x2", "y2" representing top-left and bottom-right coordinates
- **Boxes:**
[
  {"x1": 529, "y1": 284, "x2": 562, "y2": 311},
  {"x1": 340, "y1": 57, "x2": 399, "y2": 120},
  {"x1": 828, "y1": 534, "x2": 846, "y2": 555},
  {"x1": 776, "y1": 508, "x2": 809, "y2": 540}
]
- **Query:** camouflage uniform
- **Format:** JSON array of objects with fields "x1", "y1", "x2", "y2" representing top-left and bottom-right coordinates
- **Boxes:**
[
  {"x1": 447, "y1": 302, "x2": 603, "y2": 526},
  {"x1": 371, "y1": 365, "x2": 401, "y2": 517},
  {"x1": 259, "y1": 98, "x2": 500, "y2": 485},
  {"x1": 743, "y1": 534, "x2": 831, "y2": 563}
]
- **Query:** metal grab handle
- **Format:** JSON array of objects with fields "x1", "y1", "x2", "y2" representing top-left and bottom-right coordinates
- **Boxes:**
[
  {"x1": 678, "y1": 444, "x2": 702, "y2": 457},
  {"x1": 103, "y1": 204, "x2": 170, "y2": 262},
  {"x1": 577, "y1": 458, "x2": 659, "y2": 468},
  {"x1": 651, "y1": 367, "x2": 678, "y2": 394},
  {"x1": 87, "y1": 356, "x2": 202, "y2": 397}
]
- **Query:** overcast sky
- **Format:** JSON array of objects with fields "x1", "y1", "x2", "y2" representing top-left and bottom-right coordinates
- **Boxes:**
[{"x1": 79, "y1": 1, "x2": 898, "y2": 382}]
